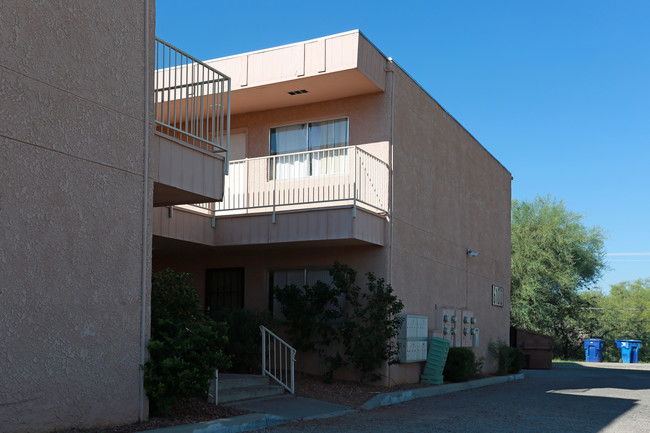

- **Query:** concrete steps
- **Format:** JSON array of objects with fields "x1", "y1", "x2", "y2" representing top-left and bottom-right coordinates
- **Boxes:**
[{"x1": 217, "y1": 374, "x2": 286, "y2": 404}]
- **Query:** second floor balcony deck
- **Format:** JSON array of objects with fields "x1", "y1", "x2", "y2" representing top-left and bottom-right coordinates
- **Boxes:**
[
  {"x1": 193, "y1": 145, "x2": 388, "y2": 219},
  {"x1": 154, "y1": 145, "x2": 389, "y2": 248},
  {"x1": 152, "y1": 38, "x2": 230, "y2": 206}
]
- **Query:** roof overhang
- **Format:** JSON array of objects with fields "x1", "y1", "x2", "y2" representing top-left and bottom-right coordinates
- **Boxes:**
[{"x1": 204, "y1": 30, "x2": 388, "y2": 115}]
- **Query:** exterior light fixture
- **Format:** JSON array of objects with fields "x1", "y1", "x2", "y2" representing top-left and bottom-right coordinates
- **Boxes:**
[{"x1": 466, "y1": 249, "x2": 478, "y2": 257}]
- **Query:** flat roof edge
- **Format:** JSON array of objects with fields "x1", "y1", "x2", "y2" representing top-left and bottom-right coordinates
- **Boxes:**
[{"x1": 203, "y1": 29, "x2": 364, "y2": 64}]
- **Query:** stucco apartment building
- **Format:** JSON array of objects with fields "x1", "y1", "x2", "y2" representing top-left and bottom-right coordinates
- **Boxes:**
[
  {"x1": 154, "y1": 31, "x2": 512, "y2": 384},
  {"x1": 1, "y1": 3, "x2": 510, "y2": 432},
  {"x1": 1, "y1": 1, "x2": 230, "y2": 432}
]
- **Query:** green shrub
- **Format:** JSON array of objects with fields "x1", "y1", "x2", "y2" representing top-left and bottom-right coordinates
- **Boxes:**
[
  {"x1": 508, "y1": 346, "x2": 525, "y2": 373},
  {"x1": 488, "y1": 339, "x2": 524, "y2": 375},
  {"x1": 338, "y1": 266, "x2": 404, "y2": 383},
  {"x1": 443, "y1": 347, "x2": 476, "y2": 382},
  {"x1": 274, "y1": 280, "x2": 343, "y2": 354},
  {"x1": 212, "y1": 308, "x2": 274, "y2": 374},
  {"x1": 143, "y1": 269, "x2": 231, "y2": 415},
  {"x1": 274, "y1": 262, "x2": 404, "y2": 383}
]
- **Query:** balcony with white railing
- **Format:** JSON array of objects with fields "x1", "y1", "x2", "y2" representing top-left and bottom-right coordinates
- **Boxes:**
[
  {"x1": 192, "y1": 145, "x2": 388, "y2": 220},
  {"x1": 153, "y1": 145, "x2": 390, "y2": 247},
  {"x1": 152, "y1": 38, "x2": 231, "y2": 207}
]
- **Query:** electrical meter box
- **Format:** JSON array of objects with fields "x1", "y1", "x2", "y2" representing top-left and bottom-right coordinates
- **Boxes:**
[
  {"x1": 398, "y1": 314, "x2": 428, "y2": 363},
  {"x1": 460, "y1": 310, "x2": 475, "y2": 347},
  {"x1": 434, "y1": 306, "x2": 457, "y2": 345}
]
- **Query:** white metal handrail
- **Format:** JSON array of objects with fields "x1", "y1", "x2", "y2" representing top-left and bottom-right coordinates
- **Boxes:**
[
  {"x1": 260, "y1": 325, "x2": 296, "y2": 394},
  {"x1": 154, "y1": 38, "x2": 231, "y2": 165},
  {"x1": 189, "y1": 146, "x2": 389, "y2": 219}
]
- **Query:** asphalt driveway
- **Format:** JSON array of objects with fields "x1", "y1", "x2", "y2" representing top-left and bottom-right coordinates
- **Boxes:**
[{"x1": 264, "y1": 362, "x2": 650, "y2": 433}]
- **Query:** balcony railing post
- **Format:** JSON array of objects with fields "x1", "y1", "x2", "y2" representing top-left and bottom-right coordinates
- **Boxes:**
[
  {"x1": 290, "y1": 348, "x2": 295, "y2": 394},
  {"x1": 261, "y1": 327, "x2": 266, "y2": 377},
  {"x1": 154, "y1": 38, "x2": 230, "y2": 155},
  {"x1": 352, "y1": 146, "x2": 357, "y2": 218},
  {"x1": 272, "y1": 156, "x2": 277, "y2": 223}
]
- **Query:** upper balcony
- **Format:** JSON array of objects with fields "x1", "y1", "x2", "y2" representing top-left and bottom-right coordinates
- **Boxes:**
[
  {"x1": 152, "y1": 38, "x2": 230, "y2": 207},
  {"x1": 153, "y1": 145, "x2": 389, "y2": 248}
]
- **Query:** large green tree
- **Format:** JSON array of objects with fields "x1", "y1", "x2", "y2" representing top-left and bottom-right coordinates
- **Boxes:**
[
  {"x1": 510, "y1": 196, "x2": 606, "y2": 358},
  {"x1": 582, "y1": 278, "x2": 650, "y2": 362}
]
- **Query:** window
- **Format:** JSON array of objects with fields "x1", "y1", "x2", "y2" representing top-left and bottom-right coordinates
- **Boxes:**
[
  {"x1": 269, "y1": 118, "x2": 349, "y2": 179},
  {"x1": 268, "y1": 268, "x2": 334, "y2": 317},
  {"x1": 205, "y1": 268, "x2": 244, "y2": 315}
]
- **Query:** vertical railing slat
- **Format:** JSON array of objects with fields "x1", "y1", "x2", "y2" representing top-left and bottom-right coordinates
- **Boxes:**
[
  {"x1": 153, "y1": 38, "x2": 229, "y2": 154},
  {"x1": 260, "y1": 326, "x2": 295, "y2": 394}
]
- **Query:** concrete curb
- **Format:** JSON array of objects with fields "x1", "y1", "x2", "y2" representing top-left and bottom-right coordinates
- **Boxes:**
[
  {"x1": 142, "y1": 374, "x2": 525, "y2": 433},
  {"x1": 141, "y1": 413, "x2": 289, "y2": 433},
  {"x1": 300, "y1": 408, "x2": 358, "y2": 421},
  {"x1": 361, "y1": 373, "x2": 525, "y2": 410}
]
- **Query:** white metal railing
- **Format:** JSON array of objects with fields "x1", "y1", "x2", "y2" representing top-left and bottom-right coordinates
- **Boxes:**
[
  {"x1": 190, "y1": 146, "x2": 388, "y2": 219},
  {"x1": 261, "y1": 325, "x2": 296, "y2": 394},
  {"x1": 154, "y1": 38, "x2": 231, "y2": 164}
]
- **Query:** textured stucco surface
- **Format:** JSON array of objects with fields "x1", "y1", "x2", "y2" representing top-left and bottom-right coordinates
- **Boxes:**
[
  {"x1": 152, "y1": 34, "x2": 511, "y2": 385},
  {"x1": 0, "y1": 1, "x2": 153, "y2": 432},
  {"x1": 390, "y1": 64, "x2": 511, "y2": 376}
]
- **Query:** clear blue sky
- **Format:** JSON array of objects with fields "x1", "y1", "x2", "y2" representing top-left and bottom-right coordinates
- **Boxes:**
[{"x1": 156, "y1": 0, "x2": 650, "y2": 291}]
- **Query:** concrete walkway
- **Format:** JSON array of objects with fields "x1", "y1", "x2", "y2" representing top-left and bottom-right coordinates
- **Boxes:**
[{"x1": 140, "y1": 374, "x2": 524, "y2": 433}]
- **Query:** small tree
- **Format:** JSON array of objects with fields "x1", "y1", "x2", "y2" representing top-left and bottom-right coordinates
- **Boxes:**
[
  {"x1": 274, "y1": 262, "x2": 404, "y2": 383},
  {"x1": 143, "y1": 269, "x2": 231, "y2": 415},
  {"x1": 338, "y1": 266, "x2": 404, "y2": 383}
]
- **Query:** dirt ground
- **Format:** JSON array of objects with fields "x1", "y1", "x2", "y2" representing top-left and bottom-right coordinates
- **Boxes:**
[{"x1": 53, "y1": 373, "x2": 430, "y2": 433}]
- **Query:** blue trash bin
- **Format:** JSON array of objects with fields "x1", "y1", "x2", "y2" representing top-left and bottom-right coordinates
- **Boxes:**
[
  {"x1": 616, "y1": 340, "x2": 642, "y2": 363},
  {"x1": 584, "y1": 338, "x2": 605, "y2": 362}
]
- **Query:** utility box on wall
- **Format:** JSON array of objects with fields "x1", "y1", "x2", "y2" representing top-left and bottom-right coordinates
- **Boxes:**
[
  {"x1": 434, "y1": 306, "x2": 457, "y2": 345},
  {"x1": 398, "y1": 315, "x2": 428, "y2": 363},
  {"x1": 435, "y1": 307, "x2": 477, "y2": 347}
]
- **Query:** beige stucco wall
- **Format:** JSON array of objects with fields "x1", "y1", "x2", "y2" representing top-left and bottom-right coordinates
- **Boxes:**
[
  {"x1": 388, "y1": 63, "x2": 512, "y2": 380},
  {"x1": 229, "y1": 92, "x2": 389, "y2": 159},
  {"x1": 151, "y1": 32, "x2": 511, "y2": 385},
  {"x1": 0, "y1": 1, "x2": 154, "y2": 432}
]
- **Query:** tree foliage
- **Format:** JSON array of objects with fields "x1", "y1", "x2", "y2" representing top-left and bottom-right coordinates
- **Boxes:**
[
  {"x1": 510, "y1": 196, "x2": 606, "y2": 358},
  {"x1": 274, "y1": 262, "x2": 404, "y2": 383},
  {"x1": 581, "y1": 278, "x2": 650, "y2": 362},
  {"x1": 143, "y1": 269, "x2": 231, "y2": 415}
]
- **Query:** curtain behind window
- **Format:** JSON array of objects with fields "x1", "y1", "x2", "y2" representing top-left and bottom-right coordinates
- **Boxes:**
[{"x1": 270, "y1": 118, "x2": 349, "y2": 179}]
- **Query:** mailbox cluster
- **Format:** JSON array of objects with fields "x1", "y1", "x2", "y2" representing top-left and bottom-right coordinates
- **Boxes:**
[{"x1": 397, "y1": 314, "x2": 429, "y2": 363}]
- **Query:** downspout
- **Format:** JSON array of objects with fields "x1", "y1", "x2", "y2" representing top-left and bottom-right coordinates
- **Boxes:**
[
  {"x1": 139, "y1": 0, "x2": 151, "y2": 421},
  {"x1": 385, "y1": 57, "x2": 395, "y2": 384},
  {"x1": 385, "y1": 58, "x2": 395, "y2": 288}
]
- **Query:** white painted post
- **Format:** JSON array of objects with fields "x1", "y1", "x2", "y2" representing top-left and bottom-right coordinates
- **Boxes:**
[
  {"x1": 352, "y1": 147, "x2": 357, "y2": 218},
  {"x1": 261, "y1": 326, "x2": 266, "y2": 376}
]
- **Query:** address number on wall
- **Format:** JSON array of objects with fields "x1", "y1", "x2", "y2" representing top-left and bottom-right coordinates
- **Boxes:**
[{"x1": 492, "y1": 285, "x2": 504, "y2": 307}]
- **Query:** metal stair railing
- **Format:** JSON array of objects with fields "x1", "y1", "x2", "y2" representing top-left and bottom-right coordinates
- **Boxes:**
[{"x1": 260, "y1": 325, "x2": 296, "y2": 394}]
